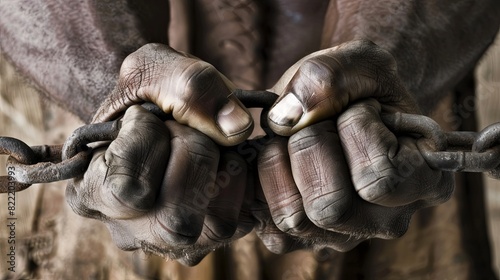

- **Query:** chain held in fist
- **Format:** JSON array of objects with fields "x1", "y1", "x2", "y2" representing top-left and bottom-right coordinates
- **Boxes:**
[{"x1": 2, "y1": 90, "x2": 500, "y2": 192}]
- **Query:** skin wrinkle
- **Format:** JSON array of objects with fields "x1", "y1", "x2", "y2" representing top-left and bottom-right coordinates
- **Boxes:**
[
  {"x1": 290, "y1": 123, "x2": 356, "y2": 229},
  {"x1": 357, "y1": 175, "x2": 398, "y2": 202},
  {"x1": 203, "y1": 215, "x2": 239, "y2": 240},
  {"x1": 5, "y1": 0, "x2": 492, "y2": 264},
  {"x1": 344, "y1": 140, "x2": 404, "y2": 202},
  {"x1": 181, "y1": 63, "x2": 218, "y2": 103},
  {"x1": 268, "y1": 191, "x2": 302, "y2": 210},
  {"x1": 272, "y1": 208, "x2": 305, "y2": 231},
  {"x1": 292, "y1": 58, "x2": 341, "y2": 111},
  {"x1": 156, "y1": 217, "x2": 200, "y2": 241},
  {"x1": 326, "y1": 194, "x2": 356, "y2": 230},
  {"x1": 278, "y1": 213, "x2": 314, "y2": 236},
  {"x1": 338, "y1": 130, "x2": 368, "y2": 167}
]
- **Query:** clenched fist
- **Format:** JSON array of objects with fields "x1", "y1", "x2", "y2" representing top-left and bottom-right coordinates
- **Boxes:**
[
  {"x1": 65, "y1": 40, "x2": 454, "y2": 264},
  {"x1": 92, "y1": 43, "x2": 254, "y2": 146},
  {"x1": 255, "y1": 40, "x2": 454, "y2": 253},
  {"x1": 67, "y1": 106, "x2": 255, "y2": 266},
  {"x1": 66, "y1": 43, "x2": 260, "y2": 265}
]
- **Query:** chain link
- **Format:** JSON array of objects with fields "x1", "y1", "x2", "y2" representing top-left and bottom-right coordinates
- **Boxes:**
[
  {"x1": 383, "y1": 112, "x2": 500, "y2": 179},
  {"x1": 2, "y1": 91, "x2": 500, "y2": 193}
]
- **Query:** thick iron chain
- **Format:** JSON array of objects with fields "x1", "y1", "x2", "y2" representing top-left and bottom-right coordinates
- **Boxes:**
[
  {"x1": 2, "y1": 90, "x2": 500, "y2": 193},
  {"x1": 382, "y1": 112, "x2": 500, "y2": 179}
]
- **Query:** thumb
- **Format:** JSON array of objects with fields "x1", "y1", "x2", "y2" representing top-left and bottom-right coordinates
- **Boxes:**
[
  {"x1": 267, "y1": 40, "x2": 419, "y2": 136},
  {"x1": 92, "y1": 43, "x2": 253, "y2": 146}
]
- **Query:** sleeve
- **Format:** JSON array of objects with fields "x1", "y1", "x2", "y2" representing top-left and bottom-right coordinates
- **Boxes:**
[
  {"x1": 321, "y1": 0, "x2": 500, "y2": 112},
  {"x1": 0, "y1": 0, "x2": 170, "y2": 123}
]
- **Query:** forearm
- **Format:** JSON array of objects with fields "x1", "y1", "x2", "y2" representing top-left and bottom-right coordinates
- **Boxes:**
[
  {"x1": 322, "y1": 0, "x2": 500, "y2": 113},
  {"x1": 0, "y1": 0, "x2": 169, "y2": 123}
]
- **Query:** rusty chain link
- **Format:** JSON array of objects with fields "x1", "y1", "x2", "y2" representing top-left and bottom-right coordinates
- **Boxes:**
[
  {"x1": 382, "y1": 112, "x2": 500, "y2": 179},
  {"x1": 2, "y1": 90, "x2": 500, "y2": 193}
]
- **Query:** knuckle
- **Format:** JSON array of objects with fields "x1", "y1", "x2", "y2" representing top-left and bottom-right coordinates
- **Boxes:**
[
  {"x1": 258, "y1": 138, "x2": 287, "y2": 165},
  {"x1": 119, "y1": 53, "x2": 148, "y2": 94},
  {"x1": 348, "y1": 157, "x2": 402, "y2": 204},
  {"x1": 203, "y1": 218, "x2": 238, "y2": 241},
  {"x1": 293, "y1": 58, "x2": 339, "y2": 107},
  {"x1": 154, "y1": 207, "x2": 204, "y2": 245},
  {"x1": 305, "y1": 194, "x2": 350, "y2": 229},
  {"x1": 180, "y1": 62, "x2": 220, "y2": 101},
  {"x1": 100, "y1": 179, "x2": 155, "y2": 218},
  {"x1": 260, "y1": 233, "x2": 298, "y2": 254},
  {"x1": 118, "y1": 44, "x2": 167, "y2": 98},
  {"x1": 65, "y1": 182, "x2": 103, "y2": 219},
  {"x1": 357, "y1": 176, "x2": 395, "y2": 203},
  {"x1": 181, "y1": 136, "x2": 219, "y2": 164},
  {"x1": 172, "y1": 124, "x2": 217, "y2": 151},
  {"x1": 299, "y1": 57, "x2": 337, "y2": 85},
  {"x1": 342, "y1": 39, "x2": 397, "y2": 71},
  {"x1": 273, "y1": 209, "x2": 310, "y2": 236},
  {"x1": 289, "y1": 121, "x2": 335, "y2": 150},
  {"x1": 173, "y1": 62, "x2": 226, "y2": 121}
]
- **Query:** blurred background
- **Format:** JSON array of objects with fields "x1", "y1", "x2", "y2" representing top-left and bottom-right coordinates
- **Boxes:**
[{"x1": 0, "y1": 33, "x2": 499, "y2": 279}]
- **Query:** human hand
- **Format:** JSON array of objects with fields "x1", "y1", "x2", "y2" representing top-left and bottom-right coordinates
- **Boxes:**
[
  {"x1": 66, "y1": 105, "x2": 255, "y2": 266},
  {"x1": 255, "y1": 40, "x2": 454, "y2": 253},
  {"x1": 92, "y1": 43, "x2": 253, "y2": 146}
]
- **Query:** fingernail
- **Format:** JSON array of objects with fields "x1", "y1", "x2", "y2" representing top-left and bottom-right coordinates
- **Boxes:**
[
  {"x1": 268, "y1": 93, "x2": 303, "y2": 126},
  {"x1": 217, "y1": 99, "x2": 252, "y2": 137}
]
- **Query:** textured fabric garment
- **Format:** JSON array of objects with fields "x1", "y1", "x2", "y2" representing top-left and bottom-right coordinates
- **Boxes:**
[{"x1": 0, "y1": 0, "x2": 498, "y2": 278}]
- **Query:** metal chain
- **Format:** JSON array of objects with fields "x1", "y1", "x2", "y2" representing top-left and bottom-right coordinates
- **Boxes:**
[
  {"x1": 2, "y1": 91, "x2": 500, "y2": 193},
  {"x1": 382, "y1": 112, "x2": 500, "y2": 179}
]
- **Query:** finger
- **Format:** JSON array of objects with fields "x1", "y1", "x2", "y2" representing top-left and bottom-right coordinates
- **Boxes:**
[
  {"x1": 231, "y1": 168, "x2": 257, "y2": 239},
  {"x1": 258, "y1": 137, "x2": 317, "y2": 236},
  {"x1": 251, "y1": 182, "x2": 306, "y2": 254},
  {"x1": 251, "y1": 176, "x2": 359, "y2": 253},
  {"x1": 199, "y1": 152, "x2": 248, "y2": 242},
  {"x1": 154, "y1": 121, "x2": 220, "y2": 245},
  {"x1": 267, "y1": 39, "x2": 419, "y2": 136},
  {"x1": 257, "y1": 137, "x2": 356, "y2": 249},
  {"x1": 288, "y1": 120, "x2": 415, "y2": 239},
  {"x1": 337, "y1": 99, "x2": 454, "y2": 207},
  {"x1": 67, "y1": 105, "x2": 170, "y2": 220},
  {"x1": 92, "y1": 43, "x2": 253, "y2": 146}
]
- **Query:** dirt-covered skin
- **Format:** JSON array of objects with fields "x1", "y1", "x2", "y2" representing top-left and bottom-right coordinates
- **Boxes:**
[{"x1": 0, "y1": 0, "x2": 498, "y2": 266}]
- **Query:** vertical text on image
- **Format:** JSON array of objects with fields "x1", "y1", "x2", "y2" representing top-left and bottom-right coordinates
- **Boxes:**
[{"x1": 6, "y1": 166, "x2": 17, "y2": 273}]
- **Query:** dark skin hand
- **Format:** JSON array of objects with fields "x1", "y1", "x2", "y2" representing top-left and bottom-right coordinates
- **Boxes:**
[
  {"x1": 67, "y1": 106, "x2": 255, "y2": 265},
  {"x1": 255, "y1": 40, "x2": 453, "y2": 253},
  {"x1": 1, "y1": 0, "x2": 499, "y2": 266},
  {"x1": 67, "y1": 44, "x2": 257, "y2": 265},
  {"x1": 68, "y1": 40, "x2": 454, "y2": 265}
]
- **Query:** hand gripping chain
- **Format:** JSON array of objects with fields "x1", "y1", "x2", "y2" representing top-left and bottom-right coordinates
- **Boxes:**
[
  {"x1": 2, "y1": 90, "x2": 500, "y2": 193},
  {"x1": 0, "y1": 90, "x2": 278, "y2": 192}
]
